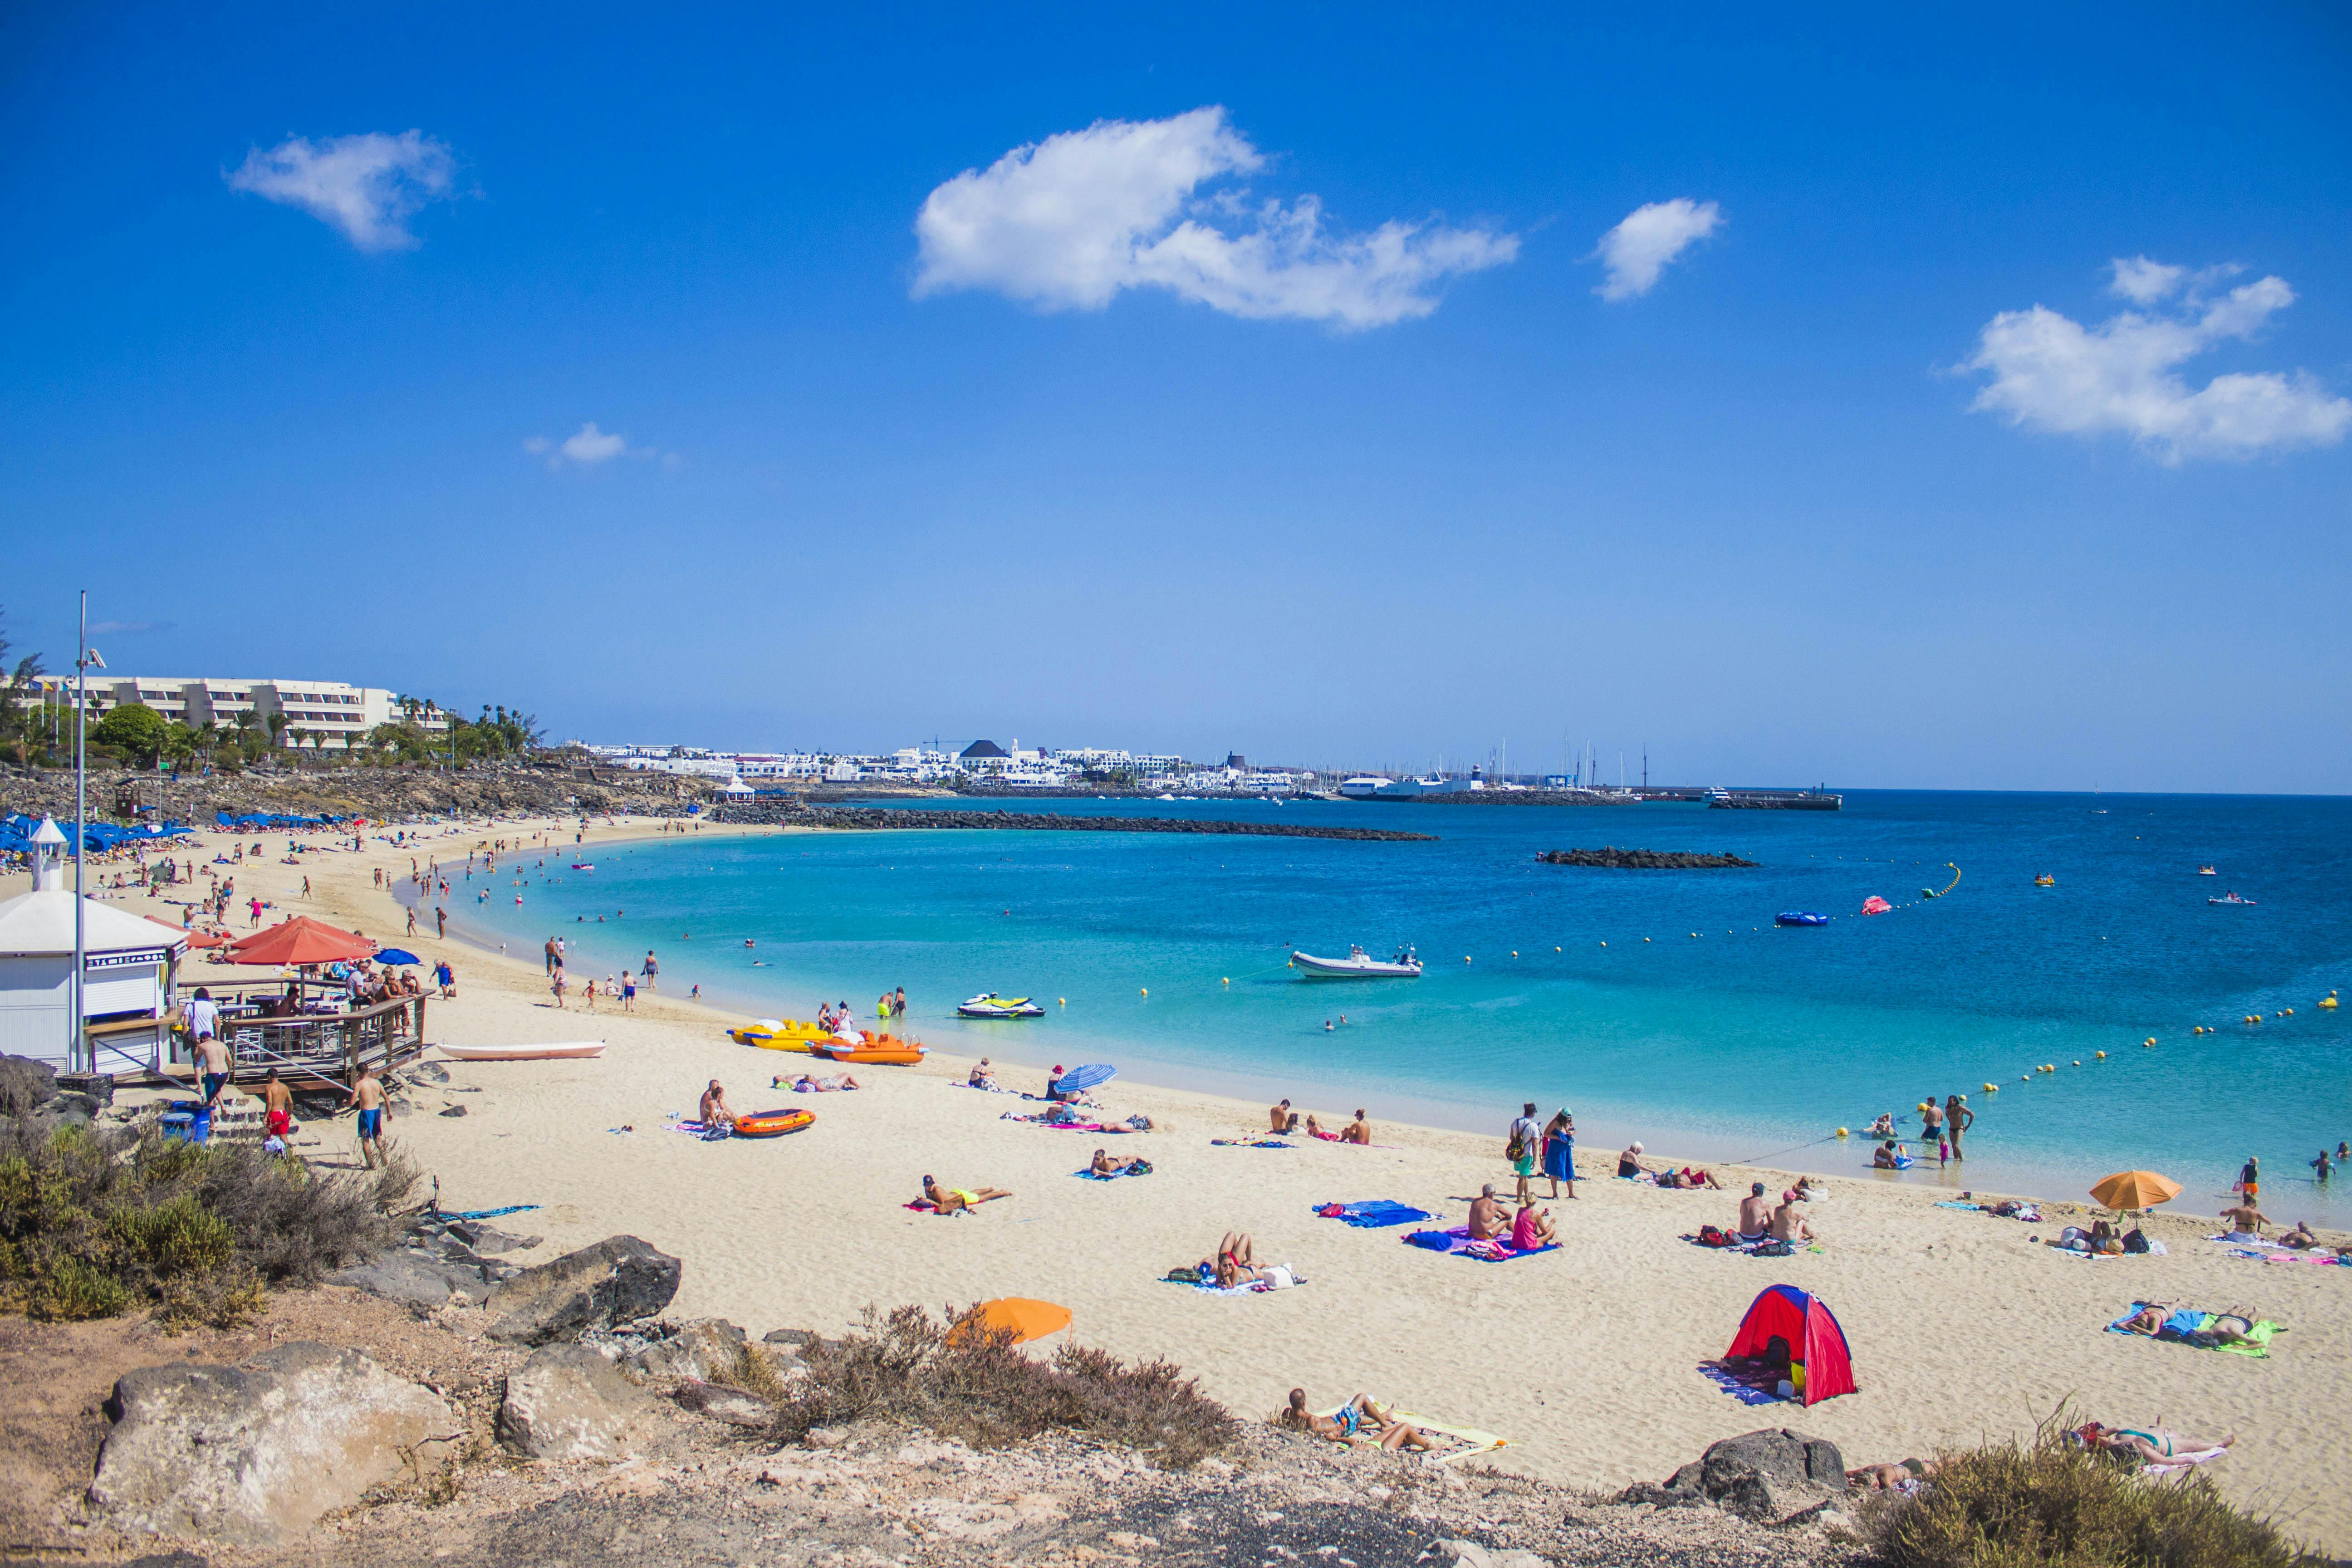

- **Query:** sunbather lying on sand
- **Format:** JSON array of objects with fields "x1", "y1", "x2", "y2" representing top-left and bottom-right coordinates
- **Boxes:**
[
  {"x1": 1203, "y1": 1233, "x2": 1299, "y2": 1288},
  {"x1": 921, "y1": 1176, "x2": 1011, "y2": 1214},
  {"x1": 1091, "y1": 1147, "x2": 1148, "y2": 1176},
  {"x1": 1273, "y1": 1389, "x2": 1434, "y2": 1450},
  {"x1": 2078, "y1": 1421, "x2": 2234, "y2": 1464},
  {"x1": 779, "y1": 1073, "x2": 860, "y2": 1091},
  {"x1": 1847, "y1": 1457, "x2": 1937, "y2": 1490},
  {"x1": 2280, "y1": 1221, "x2": 2320, "y2": 1250},
  {"x1": 2116, "y1": 1303, "x2": 2255, "y2": 1344},
  {"x1": 1660, "y1": 1166, "x2": 1723, "y2": 1190}
]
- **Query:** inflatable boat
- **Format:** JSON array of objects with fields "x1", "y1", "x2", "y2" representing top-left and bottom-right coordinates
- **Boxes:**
[
  {"x1": 732, "y1": 1108, "x2": 816, "y2": 1138},
  {"x1": 811, "y1": 1040, "x2": 927, "y2": 1066},
  {"x1": 1291, "y1": 946, "x2": 1423, "y2": 979},
  {"x1": 958, "y1": 993, "x2": 1045, "y2": 1019},
  {"x1": 1774, "y1": 911, "x2": 1830, "y2": 927},
  {"x1": 728, "y1": 1018, "x2": 833, "y2": 1050}
]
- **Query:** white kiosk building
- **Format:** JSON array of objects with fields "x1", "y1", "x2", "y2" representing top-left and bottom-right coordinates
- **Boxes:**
[{"x1": 0, "y1": 818, "x2": 186, "y2": 1073}]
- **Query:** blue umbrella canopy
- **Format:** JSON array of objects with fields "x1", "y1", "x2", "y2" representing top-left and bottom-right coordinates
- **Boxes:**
[
  {"x1": 373, "y1": 947, "x2": 422, "y2": 966},
  {"x1": 1056, "y1": 1063, "x2": 1117, "y2": 1094}
]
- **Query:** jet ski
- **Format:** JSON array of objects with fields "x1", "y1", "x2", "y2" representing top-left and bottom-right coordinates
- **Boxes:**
[
  {"x1": 1774, "y1": 911, "x2": 1830, "y2": 926},
  {"x1": 958, "y1": 992, "x2": 1046, "y2": 1019},
  {"x1": 1291, "y1": 945, "x2": 1422, "y2": 978}
]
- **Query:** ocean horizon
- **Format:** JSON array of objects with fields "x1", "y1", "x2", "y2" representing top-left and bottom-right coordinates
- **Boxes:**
[{"x1": 433, "y1": 789, "x2": 2352, "y2": 1225}]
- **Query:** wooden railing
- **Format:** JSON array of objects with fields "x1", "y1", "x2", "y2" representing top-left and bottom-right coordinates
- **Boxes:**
[{"x1": 221, "y1": 995, "x2": 428, "y2": 1088}]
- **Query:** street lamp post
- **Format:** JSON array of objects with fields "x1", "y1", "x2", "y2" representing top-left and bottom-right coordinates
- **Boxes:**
[{"x1": 70, "y1": 591, "x2": 100, "y2": 1073}]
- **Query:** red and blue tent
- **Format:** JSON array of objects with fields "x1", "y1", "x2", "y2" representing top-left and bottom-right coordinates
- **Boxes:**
[{"x1": 1726, "y1": 1284, "x2": 1855, "y2": 1406}]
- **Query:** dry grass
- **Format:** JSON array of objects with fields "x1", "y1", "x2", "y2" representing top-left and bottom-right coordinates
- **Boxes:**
[
  {"x1": 1859, "y1": 1411, "x2": 2325, "y2": 1568},
  {"x1": 769, "y1": 1303, "x2": 1235, "y2": 1468},
  {"x1": 0, "y1": 1113, "x2": 417, "y2": 1328}
]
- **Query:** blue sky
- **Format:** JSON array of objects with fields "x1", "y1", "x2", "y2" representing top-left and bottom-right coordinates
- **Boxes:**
[{"x1": 5, "y1": 5, "x2": 2348, "y2": 791}]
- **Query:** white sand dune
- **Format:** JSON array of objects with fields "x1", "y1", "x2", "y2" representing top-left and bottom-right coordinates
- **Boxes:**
[{"x1": 94, "y1": 814, "x2": 2352, "y2": 1551}]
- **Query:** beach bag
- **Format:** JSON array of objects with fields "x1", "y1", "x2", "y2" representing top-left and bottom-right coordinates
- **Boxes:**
[
  {"x1": 1697, "y1": 1225, "x2": 1732, "y2": 1248},
  {"x1": 1753, "y1": 1239, "x2": 1796, "y2": 1257},
  {"x1": 2123, "y1": 1228, "x2": 2150, "y2": 1254}
]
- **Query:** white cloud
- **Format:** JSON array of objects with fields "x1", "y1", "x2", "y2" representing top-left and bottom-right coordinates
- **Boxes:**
[
  {"x1": 1963, "y1": 260, "x2": 2352, "y2": 462},
  {"x1": 226, "y1": 131, "x2": 457, "y2": 251},
  {"x1": 524, "y1": 422, "x2": 662, "y2": 471},
  {"x1": 912, "y1": 107, "x2": 1517, "y2": 328},
  {"x1": 1591, "y1": 198, "x2": 1722, "y2": 301}
]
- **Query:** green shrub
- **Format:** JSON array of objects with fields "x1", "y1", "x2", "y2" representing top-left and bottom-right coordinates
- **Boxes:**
[
  {"x1": 769, "y1": 1304, "x2": 1234, "y2": 1469},
  {"x1": 1862, "y1": 1414, "x2": 2324, "y2": 1568},
  {"x1": 0, "y1": 1112, "x2": 416, "y2": 1329}
]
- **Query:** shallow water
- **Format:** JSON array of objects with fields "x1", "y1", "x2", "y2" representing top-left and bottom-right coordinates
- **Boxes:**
[{"x1": 449, "y1": 791, "x2": 2352, "y2": 1223}]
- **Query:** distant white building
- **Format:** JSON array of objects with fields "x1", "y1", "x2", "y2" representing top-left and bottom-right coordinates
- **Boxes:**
[{"x1": 24, "y1": 674, "x2": 441, "y2": 752}]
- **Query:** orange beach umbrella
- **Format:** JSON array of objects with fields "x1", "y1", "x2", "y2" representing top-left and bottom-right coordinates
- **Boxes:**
[
  {"x1": 224, "y1": 915, "x2": 376, "y2": 966},
  {"x1": 951, "y1": 1298, "x2": 1072, "y2": 1347},
  {"x1": 2090, "y1": 1171, "x2": 2182, "y2": 1212}
]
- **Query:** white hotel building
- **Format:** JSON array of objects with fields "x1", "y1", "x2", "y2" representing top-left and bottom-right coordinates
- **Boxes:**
[{"x1": 24, "y1": 676, "x2": 442, "y2": 751}]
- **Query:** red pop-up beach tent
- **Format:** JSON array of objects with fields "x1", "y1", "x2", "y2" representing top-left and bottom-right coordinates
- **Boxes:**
[{"x1": 1726, "y1": 1285, "x2": 1855, "y2": 1406}]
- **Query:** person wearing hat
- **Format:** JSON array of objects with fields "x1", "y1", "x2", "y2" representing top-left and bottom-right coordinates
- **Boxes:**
[
  {"x1": 1769, "y1": 1188, "x2": 1814, "y2": 1244},
  {"x1": 1045, "y1": 1065, "x2": 1066, "y2": 1102}
]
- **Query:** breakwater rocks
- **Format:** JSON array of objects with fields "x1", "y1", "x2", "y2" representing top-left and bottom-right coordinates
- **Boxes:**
[
  {"x1": 717, "y1": 802, "x2": 1436, "y2": 843},
  {"x1": 1538, "y1": 847, "x2": 1758, "y2": 868}
]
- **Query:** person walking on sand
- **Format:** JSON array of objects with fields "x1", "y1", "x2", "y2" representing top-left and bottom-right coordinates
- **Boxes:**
[
  {"x1": 544, "y1": 936, "x2": 559, "y2": 975},
  {"x1": 353, "y1": 1064, "x2": 387, "y2": 1169},
  {"x1": 1508, "y1": 1102, "x2": 1541, "y2": 1203},
  {"x1": 642, "y1": 950, "x2": 658, "y2": 990},
  {"x1": 1945, "y1": 1094, "x2": 1972, "y2": 1160},
  {"x1": 551, "y1": 964, "x2": 567, "y2": 1009},
  {"x1": 255, "y1": 1068, "x2": 294, "y2": 1141},
  {"x1": 406, "y1": 906, "x2": 417, "y2": 936}
]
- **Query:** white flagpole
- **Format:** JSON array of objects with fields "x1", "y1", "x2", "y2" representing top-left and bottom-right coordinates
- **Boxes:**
[{"x1": 72, "y1": 590, "x2": 88, "y2": 1073}]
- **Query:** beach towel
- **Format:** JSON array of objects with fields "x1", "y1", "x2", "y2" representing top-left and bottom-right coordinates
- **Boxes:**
[
  {"x1": 445, "y1": 1204, "x2": 540, "y2": 1220},
  {"x1": 2142, "y1": 1446, "x2": 2233, "y2": 1478},
  {"x1": 1074, "y1": 1164, "x2": 1152, "y2": 1180},
  {"x1": 1687, "y1": 1233, "x2": 1821, "y2": 1257},
  {"x1": 1402, "y1": 1225, "x2": 1558, "y2": 1262},
  {"x1": 1314, "y1": 1200, "x2": 1435, "y2": 1229},
  {"x1": 1311, "y1": 1403, "x2": 1508, "y2": 1465},
  {"x1": 1213, "y1": 1138, "x2": 1294, "y2": 1149},
  {"x1": 1939, "y1": 1200, "x2": 2045, "y2": 1222},
  {"x1": 1167, "y1": 1262, "x2": 1305, "y2": 1294},
  {"x1": 2222, "y1": 1246, "x2": 2342, "y2": 1265},
  {"x1": 1699, "y1": 1361, "x2": 1793, "y2": 1406},
  {"x1": 2106, "y1": 1302, "x2": 2282, "y2": 1357}
]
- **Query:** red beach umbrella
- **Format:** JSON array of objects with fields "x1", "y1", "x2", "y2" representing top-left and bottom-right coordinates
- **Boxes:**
[{"x1": 224, "y1": 916, "x2": 376, "y2": 966}]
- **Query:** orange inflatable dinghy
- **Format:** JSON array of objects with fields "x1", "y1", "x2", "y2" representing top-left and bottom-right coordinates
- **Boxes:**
[
  {"x1": 732, "y1": 1108, "x2": 816, "y2": 1138},
  {"x1": 811, "y1": 1041, "x2": 926, "y2": 1066}
]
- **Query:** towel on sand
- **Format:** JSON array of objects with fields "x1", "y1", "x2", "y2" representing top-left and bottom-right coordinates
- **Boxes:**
[
  {"x1": 1074, "y1": 1164, "x2": 1152, "y2": 1180},
  {"x1": 1403, "y1": 1225, "x2": 1558, "y2": 1262},
  {"x1": 1213, "y1": 1138, "x2": 1294, "y2": 1149},
  {"x1": 1314, "y1": 1200, "x2": 1434, "y2": 1228},
  {"x1": 1700, "y1": 1361, "x2": 1793, "y2": 1406},
  {"x1": 1165, "y1": 1262, "x2": 1305, "y2": 1294}
]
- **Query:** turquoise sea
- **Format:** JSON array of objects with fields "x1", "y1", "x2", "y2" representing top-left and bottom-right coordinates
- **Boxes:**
[{"x1": 443, "y1": 792, "x2": 2352, "y2": 1225}]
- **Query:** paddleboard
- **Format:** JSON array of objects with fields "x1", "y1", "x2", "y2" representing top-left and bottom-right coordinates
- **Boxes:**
[{"x1": 438, "y1": 1041, "x2": 606, "y2": 1061}]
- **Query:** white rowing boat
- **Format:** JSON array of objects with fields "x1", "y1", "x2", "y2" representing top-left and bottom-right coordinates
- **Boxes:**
[
  {"x1": 1291, "y1": 945, "x2": 1423, "y2": 979},
  {"x1": 437, "y1": 1041, "x2": 607, "y2": 1061}
]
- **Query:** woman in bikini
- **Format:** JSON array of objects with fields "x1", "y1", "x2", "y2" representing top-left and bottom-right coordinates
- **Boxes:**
[
  {"x1": 921, "y1": 1176, "x2": 1011, "y2": 1214},
  {"x1": 1273, "y1": 1389, "x2": 1435, "y2": 1451},
  {"x1": 2079, "y1": 1421, "x2": 2234, "y2": 1464}
]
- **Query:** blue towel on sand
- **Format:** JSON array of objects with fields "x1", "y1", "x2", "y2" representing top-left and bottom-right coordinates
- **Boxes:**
[
  {"x1": 1700, "y1": 1363, "x2": 1789, "y2": 1406},
  {"x1": 446, "y1": 1204, "x2": 540, "y2": 1220},
  {"x1": 1316, "y1": 1200, "x2": 1434, "y2": 1228}
]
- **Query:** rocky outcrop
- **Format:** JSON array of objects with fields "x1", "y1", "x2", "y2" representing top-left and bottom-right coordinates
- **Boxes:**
[
  {"x1": 1537, "y1": 847, "x2": 1758, "y2": 868},
  {"x1": 496, "y1": 1344, "x2": 662, "y2": 1460},
  {"x1": 714, "y1": 803, "x2": 1436, "y2": 842},
  {"x1": 1613, "y1": 1427, "x2": 1847, "y2": 1522},
  {"x1": 331, "y1": 1249, "x2": 495, "y2": 1309},
  {"x1": 671, "y1": 1378, "x2": 775, "y2": 1428},
  {"x1": 86, "y1": 1343, "x2": 458, "y2": 1546},
  {"x1": 485, "y1": 1235, "x2": 682, "y2": 1345},
  {"x1": 627, "y1": 1317, "x2": 750, "y2": 1382}
]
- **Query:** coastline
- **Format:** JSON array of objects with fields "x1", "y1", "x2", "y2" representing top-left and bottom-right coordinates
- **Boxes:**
[{"x1": 225, "y1": 812, "x2": 2352, "y2": 1549}]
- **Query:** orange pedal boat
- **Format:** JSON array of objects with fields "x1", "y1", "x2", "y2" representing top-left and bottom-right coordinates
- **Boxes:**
[{"x1": 811, "y1": 1037, "x2": 927, "y2": 1066}]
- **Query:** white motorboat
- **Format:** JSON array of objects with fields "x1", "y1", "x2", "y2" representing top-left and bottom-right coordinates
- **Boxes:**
[
  {"x1": 1291, "y1": 945, "x2": 1423, "y2": 979},
  {"x1": 438, "y1": 1041, "x2": 606, "y2": 1061}
]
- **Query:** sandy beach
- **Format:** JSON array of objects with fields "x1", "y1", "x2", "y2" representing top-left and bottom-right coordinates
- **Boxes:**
[{"x1": 28, "y1": 812, "x2": 2352, "y2": 1553}]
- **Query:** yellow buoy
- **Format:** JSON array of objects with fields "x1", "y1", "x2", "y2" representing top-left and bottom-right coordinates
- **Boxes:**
[
  {"x1": 1221, "y1": 977, "x2": 1230, "y2": 985},
  {"x1": 2192, "y1": 1026, "x2": 2204, "y2": 1034},
  {"x1": 2021, "y1": 1074, "x2": 2031, "y2": 1082},
  {"x1": 1059, "y1": 998, "x2": 1066, "y2": 1005},
  {"x1": 1599, "y1": 941, "x2": 1607, "y2": 947},
  {"x1": 1690, "y1": 932, "x2": 1699, "y2": 938},
  {"x1": 1139, "y1": 988, "x2": 1147, "y2": 996},
  {"x1": 2321, "y1": 997, "x2": 2338, "y2": 1009},
  {"x1": 1836, "y1": 1127, "x2": 1849, "y2": 1137},
  {"x1": 1987, "y1": 1084, "x2": 1999, "y2": 1092},
  {"x1": 1554, "y1": 946, "x2": 1561, "y2": 952},
  {"x1": 1511, "y1": 951, "x2": 1518, "y2": 958},
  {"x1": 2282, "y1": 1008, "x2": 2293, "y2": 1016},
  {"x1": 1464, "y1": 956, "x2": 1472, "y2": 964},
  {"x1": 2072, "y1": 1060, "x2": 2081, "y2": 1067},
  {"x1": 1644, "y1": 937, "x2": 1651, "y2": 943},
  {"x1": 2095, "y1": 1050, "x2": 2107, "y2": 1058}
]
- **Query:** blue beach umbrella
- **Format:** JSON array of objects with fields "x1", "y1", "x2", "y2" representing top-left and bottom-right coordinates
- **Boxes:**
[
  {"x1": 1056, "y1": 1063, "x2": 1117, "y2": 1094},
  {"x1": 373, "y1": 947, "x2": 422, "y2": 966}
]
